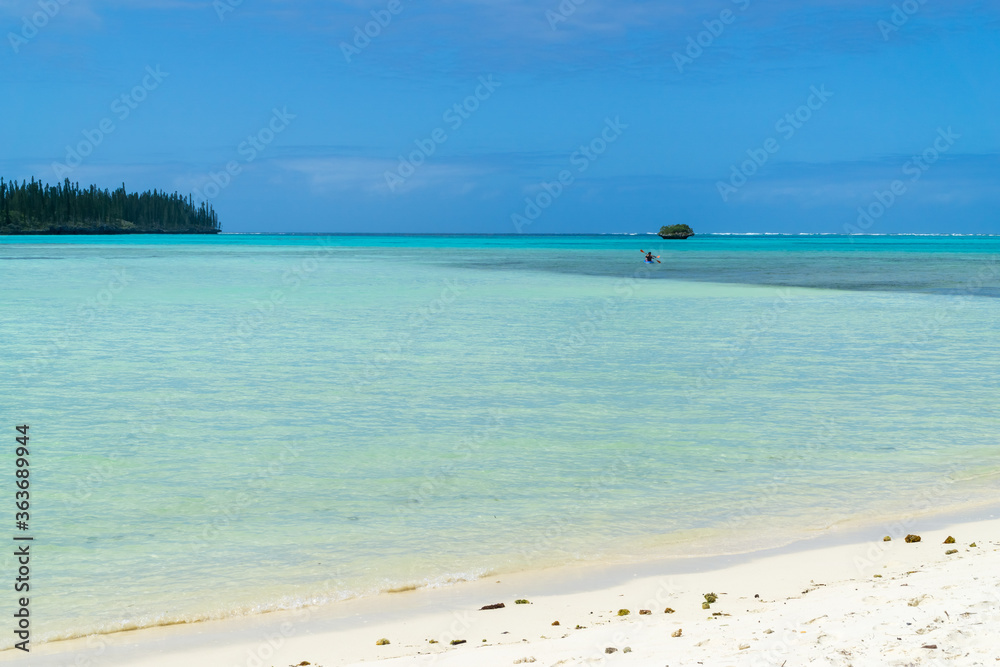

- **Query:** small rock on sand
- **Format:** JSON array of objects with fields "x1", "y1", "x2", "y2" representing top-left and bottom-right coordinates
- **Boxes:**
[
  {"x1": 905, "y1": 534, "x2": 922, "y2": 543},
  {"x1": 672, "y1": 629, "x2": 683, "y2": 638}
]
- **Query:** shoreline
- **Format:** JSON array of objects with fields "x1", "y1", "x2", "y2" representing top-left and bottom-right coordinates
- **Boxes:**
[
  {"x1": 7, "y1": 504, "x2": 999, "y2": 665},
  {"x1": 13, "y1": 493, "x2": 1000, "y2": 646}
]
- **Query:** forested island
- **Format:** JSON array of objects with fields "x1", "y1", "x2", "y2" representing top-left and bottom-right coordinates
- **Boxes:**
[
  {"x1": 0, "y1": 178, "x2": 220, "y2": 234},
  {"x1": 658, "y1": 224, "x2": 694, "y2": 239}
]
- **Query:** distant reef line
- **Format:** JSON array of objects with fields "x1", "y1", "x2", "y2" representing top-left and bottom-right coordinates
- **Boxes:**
[{"x1": 0, "y1": 177, "x2": 220, "y2": 235}]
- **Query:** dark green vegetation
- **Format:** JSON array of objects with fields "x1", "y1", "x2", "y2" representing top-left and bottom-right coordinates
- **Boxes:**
[
  {"x1": 658, "y1": 224, "x2": 694, "y2": 239},
  {"x1": 0, "y1": 178, "x2": 220, "y2": 234}
]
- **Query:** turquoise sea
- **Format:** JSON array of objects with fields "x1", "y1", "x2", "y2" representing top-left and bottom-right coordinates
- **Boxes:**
[{"x1": 1, "y1": 234, "x2": 999, "y2": 647}]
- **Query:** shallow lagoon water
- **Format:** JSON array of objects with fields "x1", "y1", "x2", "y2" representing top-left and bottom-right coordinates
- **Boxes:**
[{"x1": 1, "y1": 234, "x2": 998, "y2": 644}]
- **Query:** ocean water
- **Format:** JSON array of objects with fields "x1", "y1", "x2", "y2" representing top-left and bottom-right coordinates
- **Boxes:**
[{"x1": 1, "y1": 234, "x2": 999, "y2": 646}]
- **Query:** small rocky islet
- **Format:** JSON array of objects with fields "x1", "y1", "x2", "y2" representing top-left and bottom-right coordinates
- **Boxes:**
[{"x1": 657, "y1": 224, "x2": 695, "y2": 239}]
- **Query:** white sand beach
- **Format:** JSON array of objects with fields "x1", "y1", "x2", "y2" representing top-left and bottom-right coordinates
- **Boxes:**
[{"x1": 9, "y1": 514, "x2": 1000, "y2": 667}]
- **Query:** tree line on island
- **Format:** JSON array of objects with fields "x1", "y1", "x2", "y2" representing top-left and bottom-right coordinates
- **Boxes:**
[
  {"x1": 658, "y1": 224, "x2": 694, "y2": 239},
  {"x1": 0, "y1": 178, "x2": 220, "y2": 234}
]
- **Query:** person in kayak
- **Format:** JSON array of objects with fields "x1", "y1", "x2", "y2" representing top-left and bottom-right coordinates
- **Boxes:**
[{"x1": 640, "y1": 249, "x2": 661, "y2": 263}]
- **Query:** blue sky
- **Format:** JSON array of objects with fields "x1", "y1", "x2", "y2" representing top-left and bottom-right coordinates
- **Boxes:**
[{"x1": 2, "y1": 0, "x2": 998, "y2": 233}]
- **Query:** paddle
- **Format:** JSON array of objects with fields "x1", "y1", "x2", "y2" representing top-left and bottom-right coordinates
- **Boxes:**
[{"x1": 640, "y1": 250, "x2": 661, "y2": 264}]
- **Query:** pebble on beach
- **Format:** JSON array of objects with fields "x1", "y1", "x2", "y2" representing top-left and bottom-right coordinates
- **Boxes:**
[
  {"x1": 905, "y1": 534, "x2": 921, "y2": 543},
  {"x1": 618, "y1": 609, "x2": 630, "y2": 616},
  {"x1": 639, "y1": 609, "x2": 651, "y2": 615},
  {"x1": 672, "y1": 629, "x2": 683, "y2": 637},
  {"x1": 944, "y1": 536, "x2": 956, "y2": 544},
  {"x1": 376, "y1": 638, "x2": 390, "y2": 646},
  {"x1": 664, "y1": 607, "x2": 676, "y2": 613}
]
